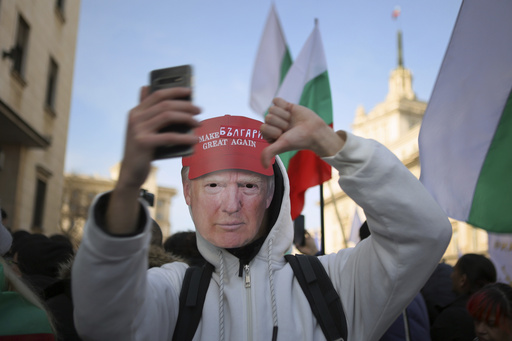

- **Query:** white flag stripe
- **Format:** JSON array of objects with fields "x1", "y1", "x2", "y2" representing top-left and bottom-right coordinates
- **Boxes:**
[
  {"x1": 418, "y1": 0, "x2": 512, "y2": 221},
  {"x1": 250, "y1": 4, "x2": 288, "y2": 116},
  {"x1": 276, "y1": 21, "x2": 327, "y2": 104}
]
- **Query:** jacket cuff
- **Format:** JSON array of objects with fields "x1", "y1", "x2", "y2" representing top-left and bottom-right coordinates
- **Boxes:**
[{"x1": 81, "y1": 191, "x2": 151, "y2": 259}]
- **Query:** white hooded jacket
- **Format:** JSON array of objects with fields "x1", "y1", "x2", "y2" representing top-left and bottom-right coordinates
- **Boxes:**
[{"x1": 72, "y1": 132, "x2": 452, "y2": 341}]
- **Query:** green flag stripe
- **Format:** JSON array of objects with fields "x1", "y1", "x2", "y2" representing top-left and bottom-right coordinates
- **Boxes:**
[
  {"x1": 298, "y1": 70, "x2": 333, "y2": 125},
  {"x1": 279, "y1": 70, "x2": 333, "y2": 169},
  {"x1": 468, "y1": 87, "x2": 512, "y2": 232},
  {"x1": 280, "y1": 48, "x2": 293, "y2": 84},
  {"x1": 278, "y1": 150, "x2": 297, "y2": 169}
]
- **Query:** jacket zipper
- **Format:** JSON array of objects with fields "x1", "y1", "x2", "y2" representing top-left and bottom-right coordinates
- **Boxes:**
[{"x1": 244, "y1": 264, "x2": 253, "y2": 341}]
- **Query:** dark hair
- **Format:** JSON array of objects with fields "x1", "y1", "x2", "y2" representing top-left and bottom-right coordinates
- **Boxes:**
[
  {"x1": 16, "y1": 234, "x2": 74, "y2": 278},
  {"x1": 1, "y1": 208, "x2": 7, "y2": 220},
  {"x1": 455, "y1": 254, "x2": 497, "y2": 294},
  {"x1": 467, "y1": 282, "x2": 512, "y2": 332},
  {"x1": 164, "y1": 231, "x2": 205, "y2": 267}
]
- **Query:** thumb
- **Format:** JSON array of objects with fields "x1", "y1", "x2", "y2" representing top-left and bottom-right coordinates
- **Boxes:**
[
  {"x1": 261, "y1": 138, "x2": 291, "y2": 169},
  {"x1": 139, "y1": 86, "x2": 150, "y2": 102}
]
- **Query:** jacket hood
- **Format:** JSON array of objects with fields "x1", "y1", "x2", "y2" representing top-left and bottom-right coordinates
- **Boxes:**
[{"x1": 195, "y1": 156, "x2": 293, "y2": 268}]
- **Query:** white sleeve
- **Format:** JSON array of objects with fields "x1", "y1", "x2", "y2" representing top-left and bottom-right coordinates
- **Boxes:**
[
  {"x1": 72, "y1": 192, "x2": 187, "y2": 340},
  {"x1": 321, "y1": 132, "x2": 452, "y2": 340}
]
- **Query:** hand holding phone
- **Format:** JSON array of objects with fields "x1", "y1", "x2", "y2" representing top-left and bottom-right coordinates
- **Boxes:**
[{"x1": 149, "y1": 64, "x2": 194, "y2": 159}]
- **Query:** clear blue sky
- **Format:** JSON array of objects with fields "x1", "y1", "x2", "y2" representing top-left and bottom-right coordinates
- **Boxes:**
[{"x1": 65, "y1": 0, "x2": 462, "y2": 234}]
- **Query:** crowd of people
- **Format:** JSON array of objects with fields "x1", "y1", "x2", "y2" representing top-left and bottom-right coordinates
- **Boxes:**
[
  {"x1": 2, "y1": 210, "x2": 511, "y2": 340},
  {"x1": 0, "y1": 89, "x2": 511, "y2": 340}
]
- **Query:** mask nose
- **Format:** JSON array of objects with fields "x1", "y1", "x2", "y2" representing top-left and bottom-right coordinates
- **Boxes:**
[{"x1": 222, "y1": 185, "x2": 242, "y2": 214}]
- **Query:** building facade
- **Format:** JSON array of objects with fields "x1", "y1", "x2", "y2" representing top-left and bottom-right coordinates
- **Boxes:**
[
  {"x1": 60, "y1": 165, "x2": 177, "y2": 242},
  {"x1": 0, "y1": 0, "x2": 80, "y2": 234},
  {"x1": 322, "y1": 32, "x2": 488, "y2": 264}
]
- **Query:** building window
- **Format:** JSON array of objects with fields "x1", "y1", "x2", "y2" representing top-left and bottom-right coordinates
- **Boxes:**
[
  {"x1": 45, "y1": 58, "x2": 59, "y2": 112},
  {"x1": 56, "y1": 0, "x2": 65, "y2": 12},
  {"x1": 12, "y1": 14, "x2": 30, "y2": 77},
  {"x1": 55, "y1": 0, "x2": 66, "y2": 22},
  {"x1": 32, "y1": 178, "x2": 47, "y2": 231}
]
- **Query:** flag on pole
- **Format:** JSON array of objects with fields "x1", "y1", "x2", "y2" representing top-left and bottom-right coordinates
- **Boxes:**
[
  {"x1": 275, "y1": 20, "x2": 333, "y2": 220},
  {"x1": 418, "y1": 0, "x2": 512, "y2": 233},
  {"x1": 250, "y1": 4, "x2": 292, "y2": 116}
]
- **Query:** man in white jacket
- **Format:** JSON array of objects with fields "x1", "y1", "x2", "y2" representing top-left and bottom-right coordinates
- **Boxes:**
[{"x1": 72, "y1": 87, "x2": 452, "y2": 340}]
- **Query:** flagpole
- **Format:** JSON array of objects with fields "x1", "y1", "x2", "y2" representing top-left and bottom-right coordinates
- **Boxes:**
[
  {"x1": 320, "y1": 184, "x2": 325, "y2": 255},
  {"x1": 327, "y1": 180, "x2": 349, "y2": 249}
]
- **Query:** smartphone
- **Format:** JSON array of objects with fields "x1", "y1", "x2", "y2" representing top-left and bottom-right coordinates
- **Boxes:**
[
  {"x1": 293, "y1": 214, "x2": 306, "y2": 247},
  {"x1": 149, "y1": 64, "x2": 194, "y2": 159}
]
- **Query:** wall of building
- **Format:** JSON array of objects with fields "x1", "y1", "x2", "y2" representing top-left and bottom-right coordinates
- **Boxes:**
[
  {"x1": 0, "y1": 0, "x2": 80, "y2": 234},
  {"x1": 61, "y1": 165, "x2": 177, "y2": 243}
]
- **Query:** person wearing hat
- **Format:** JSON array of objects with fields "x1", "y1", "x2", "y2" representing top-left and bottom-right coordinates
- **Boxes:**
[{"x1": 72, "y1": 87, "x2": 452, "y2": 340}]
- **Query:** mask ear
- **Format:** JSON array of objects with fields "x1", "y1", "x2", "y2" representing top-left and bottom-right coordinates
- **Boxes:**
[
  {"x1": 183, "y1": 179, "x2": 192, "y2": 206},
  {"x1": 265, "y1": 190, "x2": 273, "y2": 209}
]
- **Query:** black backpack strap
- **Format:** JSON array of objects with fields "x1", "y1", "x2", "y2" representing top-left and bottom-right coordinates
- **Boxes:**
[
  {"x1": 285, "y1": 254, "x2": 348, "y2": 341},
  {"x1": 172, "y1": 262, "x2": 214, "y2": 341}
]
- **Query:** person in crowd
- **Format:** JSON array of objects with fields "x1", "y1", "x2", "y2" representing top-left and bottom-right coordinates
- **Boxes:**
[
  {"x1": 1, "y1": 255, "x2": 55, "y2": 339},
  {"x1": 467, "y1": 282, "x2": 512, "y2": 341},
  {"x1": 13, "y1": 234, "x2": 74, "y2": 297},
  {"x1": 43, "y1": 257, "x2": 82, "y2": 341},
  {"x1": 11, "y1": 233, "x2": 78, "y2": 340},
  {"x1": 421, "y1": 262, "x2": 457, "y2": 326},
  {"x1": 431, "y1": 253, "x2": 497, "y2": 340},
  {"x1": 5, "y1": 230, "x2": 30, "y2": 258},
  {"x1": 71, "y1": 86, "x2": 452, "y2": 340},
  {"x1": 49, "y1": 234, "x2": 76, "y2": 252},
  {"x1": 163, "y1": 231, "x2": 206, "y2": 267}
]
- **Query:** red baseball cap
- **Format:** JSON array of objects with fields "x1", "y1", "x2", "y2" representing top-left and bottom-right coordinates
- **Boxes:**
[{"x1": 182, "y1": 115, "x2": 275, "y2": 179}]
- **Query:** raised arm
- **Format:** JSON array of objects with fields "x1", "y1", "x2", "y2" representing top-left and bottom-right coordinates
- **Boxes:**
[
  {"x1": 260, "y1": 97, "x2": 345, "y2": 165},
  {"x1": 261, "y1": 97, "x2": 452, "y2": 339},
  {"x1": 72, "y1": 87, "x2": 199, "y2": 339},
  {"x1": 107, "y1": 86, "x2": 200, "y2": 235}
]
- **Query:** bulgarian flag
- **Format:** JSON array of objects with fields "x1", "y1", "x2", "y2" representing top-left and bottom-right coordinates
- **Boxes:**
[
  {"x1": 250, "y1": 4, "x2": 292, "y2": 116},
  {"x1": 275, "y1": 20, "x2": 333, "y2": 220},
  {"x1": 419, "y1": 0, "x2": 512, "y2": 233}
]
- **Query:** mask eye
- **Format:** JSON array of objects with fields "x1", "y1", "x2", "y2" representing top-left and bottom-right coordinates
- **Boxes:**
[{"x1": 204, "y1": 182, "x2": 222, "y2": 194}]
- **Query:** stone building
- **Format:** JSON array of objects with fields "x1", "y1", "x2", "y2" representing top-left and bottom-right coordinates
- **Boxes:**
[
  {"x1": 60, "y1": 164, "x2": 177, "y2": 243},
  {"x1": 322, "y1": 31, "x2": 488, "y2": 264},
  {"x1": 0, "y1": 0, "x2": 80, "y2": 234}
]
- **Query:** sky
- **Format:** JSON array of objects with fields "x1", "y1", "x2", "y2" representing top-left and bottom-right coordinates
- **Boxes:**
[{"x1": 65, "y1": 0, "x2": 463, "y2": 235}]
